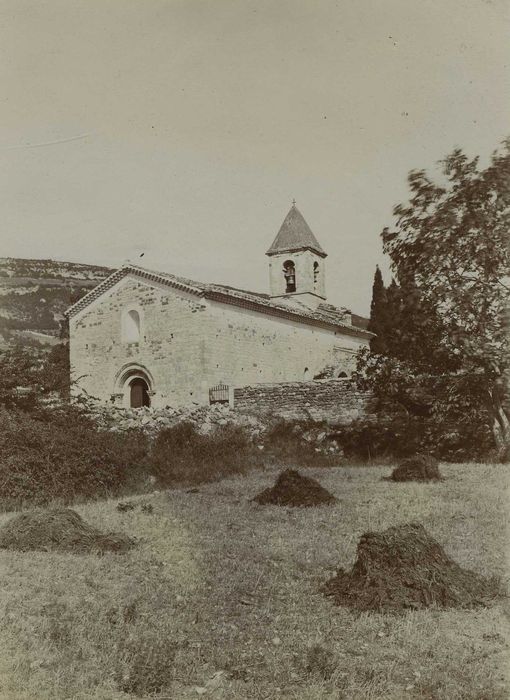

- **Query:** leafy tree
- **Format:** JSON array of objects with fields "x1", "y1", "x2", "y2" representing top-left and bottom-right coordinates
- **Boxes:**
[
  {"x1": 356, "y1": 347, "x2": 494, "y2": 460},
  {"x1": 384, "y1": 278, "x2": 402, "y2": 355},
  {"x1": 377, "y1": 140, "x2": 510, "y2": 454}
]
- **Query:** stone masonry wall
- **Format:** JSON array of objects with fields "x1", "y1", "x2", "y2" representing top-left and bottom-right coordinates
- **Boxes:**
[
  {"x1": 69, "y1": 275, "x2": 210, "y2": 406},
  {"x1": 234, "y1": 379, "x2": 374, "y2": 424},
  {"x1": 200, "y1": 300, "x2": 366, "y2": 391},
  {"x1": 69, "y1": 274, "x2": 369, "y2": 409}
]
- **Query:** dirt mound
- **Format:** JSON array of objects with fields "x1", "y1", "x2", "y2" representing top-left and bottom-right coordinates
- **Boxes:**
[
  {"x1": 253, "y1": 469, "x2": 336, "y2": 507},
  {"x1": 0, "y1": 508, "x2": 135, "y2": 554},
  {"x1": 390, "y1": 454, "x2": 441, "y2": 482},
  {"x1": 323, "y1": 522, "x2": 500, "y2": 612}
]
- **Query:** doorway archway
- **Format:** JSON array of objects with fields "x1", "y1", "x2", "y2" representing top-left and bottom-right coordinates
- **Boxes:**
[
  {"x1": 114, "y1": 362, "x2": 155, "y2": 408},
  {"x1": 130, "y1": 377, "x2": 150, "y2": 408}
]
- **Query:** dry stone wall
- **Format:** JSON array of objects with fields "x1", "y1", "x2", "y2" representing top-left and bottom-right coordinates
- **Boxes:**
[{"x1": 234, "y1": 379, "x2": 373, "y2": 424}]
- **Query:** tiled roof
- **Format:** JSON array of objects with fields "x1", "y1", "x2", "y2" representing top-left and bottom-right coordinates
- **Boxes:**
[
  {"x1": 66, "y1": 263, "x2": 373, "y2": 339},
  {"x1": 266, "y1": 205, "x2": 326, "y2": 257}
]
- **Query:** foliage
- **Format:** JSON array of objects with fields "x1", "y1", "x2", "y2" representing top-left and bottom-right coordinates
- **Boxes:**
[
  {"x1": 40, "y1": 342, "x2": 70, "y2": 397},
  {"x1": 356, "y1": 347, "x2": 494, "y2": 460},
  {"x1": 0, "y1": 405, "x2": 148, "y2": 508},
  {"x1": 384, "y1": 141, "x2": 509, "y2": 445},
  {"x1": 361, "y1": 140, "x2": 510, "y2": 459},
  {"x1": 0, "y1": 342, "x2": 71, "y2": 410},
  {"x1": 0, "y1": 346, "x2": 43, "y2": 410},
  {"x1": 262, "y1": 419, "x2": 338, "y2": 466},
  {"x1": 150, "y1": 421, "x2": 262, "y2": 486}
]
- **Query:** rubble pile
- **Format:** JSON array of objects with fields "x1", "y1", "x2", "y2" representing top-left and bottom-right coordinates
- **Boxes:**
[
  {"x1": 75, "y1": 398, "x2": 345, "y2": 456},
  {"x1": 78, "y1": 398, "x2": 264, "y2": 439}
]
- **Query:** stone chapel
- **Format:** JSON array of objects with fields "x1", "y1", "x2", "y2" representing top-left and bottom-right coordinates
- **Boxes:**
[{"x1": 67, "y1": 204, "x2": 372, "y2": 408}]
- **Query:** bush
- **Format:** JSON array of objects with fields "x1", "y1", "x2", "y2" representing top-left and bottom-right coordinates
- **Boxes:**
[
  {"x1": 262, "y1": 419, "x2": 339, "y2": 467},
  {"x1": 355, "y1": 349, "x2": 497, "y2": 461},
  {"x1": 150, "y1": 421, "x2": 262, "y2": 486},
  {"x1": 330, "y1": 409, "x2": 493, "y2": 463},
  {"x1": 0, "y1": 405, "x2": 149, "y2": 508}
]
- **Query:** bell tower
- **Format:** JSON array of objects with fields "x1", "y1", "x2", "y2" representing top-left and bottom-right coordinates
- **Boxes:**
[{"x1": 266, "y1": 202, "x2": 327, "y2": 308}]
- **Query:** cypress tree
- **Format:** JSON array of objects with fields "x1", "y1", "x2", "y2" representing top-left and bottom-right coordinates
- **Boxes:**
[{"x1": 368, "y1": 266, "x2": 389, "y2": 354}]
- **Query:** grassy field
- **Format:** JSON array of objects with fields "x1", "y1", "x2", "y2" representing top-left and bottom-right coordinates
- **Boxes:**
[{"x1": 0, "y1": 463, "x2": 508, "y2": 700}]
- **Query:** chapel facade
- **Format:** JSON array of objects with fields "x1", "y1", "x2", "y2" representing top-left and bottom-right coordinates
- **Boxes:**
[{"x1": 67, "y1": 204, "x2": 372, "y2": 408}]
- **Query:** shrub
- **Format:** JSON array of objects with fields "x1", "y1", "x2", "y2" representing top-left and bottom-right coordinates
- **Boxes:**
[
  {"x1": 150, "y1": 421, "x2": 262, "y2": 486},
  {"x1": 0, "y1": 346, "x2": 42, "y2": 410},
  {"x1": 0, "y1": 405, "x2": 149, "y2": 508},
  {"x1": 330, "y1": 408, "x2": 493, "y2": 463},
  {"x1": 355, "y1": 349, "x2": 497, "y2": 461},
  {"x1": 262, "y1": 419, "x2": 338, "y2": 467}
]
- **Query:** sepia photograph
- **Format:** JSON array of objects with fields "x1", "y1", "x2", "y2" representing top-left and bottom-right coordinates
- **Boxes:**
[{"x1": 0, "y1": 1, "x2": 508, "y2": 698}]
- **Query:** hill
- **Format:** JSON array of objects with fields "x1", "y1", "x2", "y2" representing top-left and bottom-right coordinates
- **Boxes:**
[{"x1": 0, "y1": 258, "x2": 112, "y2": 348}]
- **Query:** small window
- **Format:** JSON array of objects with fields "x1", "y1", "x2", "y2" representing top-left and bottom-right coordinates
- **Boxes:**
[
  {"x1": 122, "y1": 309, "x2": 141, "y2": 343},
  {"x1": 313, "y1": 261, "x2": 319, "y2": 288},
  {"x1": 303, "y1": 367, "x2": 310, "y2": 380},
  {"x1": 283, "y1": 260, "x2": 296, "y2": 293}
]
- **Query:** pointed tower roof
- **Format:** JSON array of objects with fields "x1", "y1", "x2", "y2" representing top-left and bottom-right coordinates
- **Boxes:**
[{"x1": 266, "y1": 203, "x2": 327, "y2": 258}]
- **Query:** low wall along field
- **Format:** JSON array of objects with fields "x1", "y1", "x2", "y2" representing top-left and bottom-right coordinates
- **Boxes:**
[
  {"x1": 71, "y1": 379, "x2": 373, "y2": 437},
  {"x1": 234, "y1": 379, "x2": 373, "y2": 423}
]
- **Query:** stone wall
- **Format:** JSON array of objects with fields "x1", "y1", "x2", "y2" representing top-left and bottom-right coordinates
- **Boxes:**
[
  {"x1": 69, "y1": 275, "x2": 210, "y2": 407},
  {"x1": 234, "y1": 379, "x2": 373, "y2": 424}
]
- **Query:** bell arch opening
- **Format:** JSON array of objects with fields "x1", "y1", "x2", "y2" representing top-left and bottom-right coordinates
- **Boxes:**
[{"x1": 283, "y1": 260, "x2": 296, "y2": 293}]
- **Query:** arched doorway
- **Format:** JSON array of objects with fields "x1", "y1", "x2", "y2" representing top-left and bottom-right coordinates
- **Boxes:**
[
  {"x1": 130, "y1": 377, "x2": 150, "y2": 408},
  {"x1": 114, "y1": 362, "x2": 155, "y2": 408}
]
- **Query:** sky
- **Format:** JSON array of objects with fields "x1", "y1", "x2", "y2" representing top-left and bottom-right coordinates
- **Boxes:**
[{"x1": 1, "y1": 0, "x2": 508, "y2": 314}]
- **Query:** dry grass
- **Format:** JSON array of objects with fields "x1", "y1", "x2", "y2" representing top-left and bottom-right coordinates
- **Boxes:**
[{"x1": 0, "y1": 462, "x2": 508, "y2": 699}]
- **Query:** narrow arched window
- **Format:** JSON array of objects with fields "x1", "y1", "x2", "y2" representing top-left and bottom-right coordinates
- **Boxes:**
[
  {"x1": 122, "y1": 309, "x2": 141, "y2": 343},
  {"x1": 283, "y1": 260, "x2": 296, "y2": 293},
  {"x1": 313, "y1": 261, "x2": 319, "y2": 288}
]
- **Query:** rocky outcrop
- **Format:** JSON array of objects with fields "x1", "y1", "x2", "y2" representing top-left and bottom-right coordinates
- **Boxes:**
[{"x1": 0, "y1": 258, "x2": 111, "y2": 348}]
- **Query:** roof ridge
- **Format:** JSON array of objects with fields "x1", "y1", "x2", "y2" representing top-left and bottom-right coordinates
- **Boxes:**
[{"x1": 65, "y1": 262, "x2": 373, "y2": 339}]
